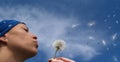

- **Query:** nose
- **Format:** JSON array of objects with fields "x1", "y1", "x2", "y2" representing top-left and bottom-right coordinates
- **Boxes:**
[
  {"x1": 31, "y1": 33, "x2": 37, "y2": 39},
  {"x1": 33, "y1": 35, "x2": 37, "y2": 39}
]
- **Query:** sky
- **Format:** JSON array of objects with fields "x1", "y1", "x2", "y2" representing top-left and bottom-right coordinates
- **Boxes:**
[{"x1": 0, "y1": 0, "x2": 120, "y2": 62}]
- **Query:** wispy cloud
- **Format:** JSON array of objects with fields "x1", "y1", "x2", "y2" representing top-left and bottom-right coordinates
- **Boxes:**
[
  {"x1": 0, "y1": 6, "x2": 108, "y2": 61},
  {"x1": 63, "y1": 43, "x2": 99, "y2": 60}
]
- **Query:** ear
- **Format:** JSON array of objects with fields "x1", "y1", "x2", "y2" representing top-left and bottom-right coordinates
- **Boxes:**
[{"x1": 0, "y1": 35, "x2": 8, "y2": 44}]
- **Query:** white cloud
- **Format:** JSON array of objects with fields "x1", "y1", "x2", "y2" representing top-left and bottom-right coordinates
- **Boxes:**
[
  {"x1": 64, "y1": 43, "x2": 99, "y2": 60},
  {"x1": 0, "y1": 6, "x2": 107, "y2": 61}
]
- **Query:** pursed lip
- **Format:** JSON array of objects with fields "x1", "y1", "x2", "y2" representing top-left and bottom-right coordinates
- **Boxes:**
[{"x1": 34, "y1": 41, "x2": 38, "y2": 48}]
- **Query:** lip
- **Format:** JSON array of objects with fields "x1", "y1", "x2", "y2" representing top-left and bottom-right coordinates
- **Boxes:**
[
  {"x1": 34, "y1": 41, "x2": 38, "y2": 48},
  {"x1": 36, "y1": 44, "x2": 38, "y2": 48}
]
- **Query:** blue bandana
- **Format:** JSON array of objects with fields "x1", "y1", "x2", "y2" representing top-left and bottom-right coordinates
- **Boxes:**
[{"x1": 0, "y1": 20, "x2": 22, "y2": 37}]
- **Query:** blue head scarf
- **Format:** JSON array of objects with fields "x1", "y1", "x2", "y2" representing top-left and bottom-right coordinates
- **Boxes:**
[{"x1": 0, "y1": 20, "x2": 23, "y2": 37}]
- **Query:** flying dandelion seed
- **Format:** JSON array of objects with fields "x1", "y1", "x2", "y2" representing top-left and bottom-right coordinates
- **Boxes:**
[
  {"x1": 102, "y1": 40, "x2": 106, "y2": 46},
  {"x1": 52, "y1": 40, "x2": 66, "y2": 58},
  {"x1": 88, "y1": 21, "x2": 95, "y2": 27},
  {"x1": 112, "y1": 33, "x2": 117, "y2": 41}
]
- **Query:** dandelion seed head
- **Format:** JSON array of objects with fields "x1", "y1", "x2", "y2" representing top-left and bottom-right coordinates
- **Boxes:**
[{"x1": 52, "y1": 40, "x2": 66, "y2": 50}]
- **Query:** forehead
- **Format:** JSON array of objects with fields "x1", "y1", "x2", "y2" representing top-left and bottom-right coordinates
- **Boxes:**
[
  {"x1": 16, "y1": 23, "x2": 27, "y2": 27},
  {"x1": 10, "y1": 23, "x2": 28, "y2": 31},
  {"x1": 13, "y1": 23, "x2": 27, "y2": 28}
]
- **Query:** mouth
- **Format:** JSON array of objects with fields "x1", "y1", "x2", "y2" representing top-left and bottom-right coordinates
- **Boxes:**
[
  {"x1": 36, "y1": 43, "x2": 38, "y2": 48},
  {"x1": 35, "y1": 44, "x2": 38, "y2": 49},
  {"x1": 34, "y1": 41, "x2": 39, "y2": 48}
]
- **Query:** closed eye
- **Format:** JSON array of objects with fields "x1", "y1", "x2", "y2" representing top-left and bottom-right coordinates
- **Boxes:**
[
  {"x1": 23, "y1": 27, "x2": 29, "y2": 32},
  {"x1": 24, "y1": 29, "x2": 29, "y2": 32}
]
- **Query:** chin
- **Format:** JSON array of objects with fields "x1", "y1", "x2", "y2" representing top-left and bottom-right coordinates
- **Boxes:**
[
  {"x1": 25, "y1": 49, "x2": 38, "y2": 59},
  {"x1": 31, "y1": 49, "x2": 38, "y2": 56},
  {"x1": 30, "y1": 52, "x2": 37, "y2": 57}
]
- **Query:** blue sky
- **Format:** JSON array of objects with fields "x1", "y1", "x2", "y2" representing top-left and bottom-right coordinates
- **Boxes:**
[{"x1": 0, "y1": 0, "x2": 120, "y2": 62}]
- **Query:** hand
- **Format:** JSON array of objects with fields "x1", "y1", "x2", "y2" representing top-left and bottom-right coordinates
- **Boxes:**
[{"x1": 48, "y1": 57, "x2": 75, "y2": 62}]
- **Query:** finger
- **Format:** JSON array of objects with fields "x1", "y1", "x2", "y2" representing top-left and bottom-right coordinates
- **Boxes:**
[
  {"x1": 49, "y1": 58, "x2": 64, "y2": 62},
  {"x1": 48, "y1": 60, "x2": 52, "y2": 62},
  {"x1": 57, "y1": 57, "x2": 75, "y2": 62}
]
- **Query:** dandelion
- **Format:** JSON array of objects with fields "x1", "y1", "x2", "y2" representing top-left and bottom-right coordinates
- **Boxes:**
[{"x1": 52, "y1": 40, "x2": 66, "y2": 58}]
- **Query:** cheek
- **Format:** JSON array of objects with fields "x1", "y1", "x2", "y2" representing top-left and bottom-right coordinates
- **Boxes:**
[
  {"x1": 7, "y1": 31, "x2": 37, "y2": 55},
  {"x1": 10, "y1": 32, "x2": 30, "y2": 43},
  {"x1": 8, "y1": 36, "x2": 32, "y2": 50},
  {"x1": 7, "y1": 41, "x2": 37, "y2": 57},
  {"x1": 7, "y1": 33, "x2": 26, "y2": 50},
  {"x1": 7, "y1": 37, "x2": 37, "y2": 56}
]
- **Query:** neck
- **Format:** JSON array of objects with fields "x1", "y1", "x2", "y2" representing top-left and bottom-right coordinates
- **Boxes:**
[{"x1": 0, "y1": 46, "x2": 24, "y2": 62}]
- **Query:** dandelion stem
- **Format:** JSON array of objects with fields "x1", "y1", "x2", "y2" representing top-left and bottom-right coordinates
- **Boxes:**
[{"x1": 53, "y1": 46, "x2": 59, "y2": 58}]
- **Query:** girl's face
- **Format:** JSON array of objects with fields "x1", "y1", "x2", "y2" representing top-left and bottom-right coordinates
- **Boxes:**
[{"x1": 6, "y1": 24, "x2": 38, "y2": 59}]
